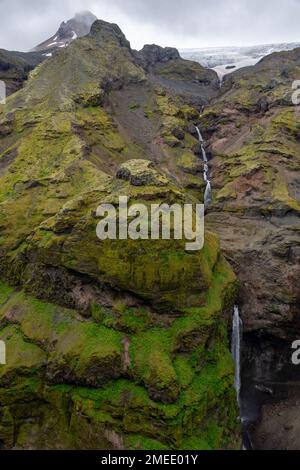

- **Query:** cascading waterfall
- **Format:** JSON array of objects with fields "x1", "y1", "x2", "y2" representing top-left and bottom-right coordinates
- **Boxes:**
[
  {"x1": 195, "y1": 124, "x2": 211, "y2": 207},
  {"x1": 195, "y1": 126, "x2": 204, "y2": 143},
  {"x1": 232, "y1": 305, "x2": 243, "y2": 405},
  {"x1": 204, "y1": 180, "x2": 212, "y2": 206},
  {"x1": 195, "y1": 123, "x2": 248, "y2": 448},
  {"x1": 231, "y1": 306, "x2": 253, "y2": 450},
  {"x1": 201, "y1": 146, "x2": 208, "y2": 163}
]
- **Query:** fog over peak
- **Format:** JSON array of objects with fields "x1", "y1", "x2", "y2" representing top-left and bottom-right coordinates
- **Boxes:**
[{"x1": 1, "y1": 0, "x2": 300, "y2": 52}]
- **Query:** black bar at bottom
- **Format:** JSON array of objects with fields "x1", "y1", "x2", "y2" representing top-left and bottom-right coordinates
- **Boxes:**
[{"x1": 0, "y1": 450, "x2": 300, "y2": 467}]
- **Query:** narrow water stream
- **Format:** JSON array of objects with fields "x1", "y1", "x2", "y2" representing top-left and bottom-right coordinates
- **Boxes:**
[
  {"x1": 194, "y1": 111, "x2": 299, "y2": 451},
  {"x1": 231, "y1": 306, "x2": 254, "y2": 449},
  {"x1": 232, "y1": 305, "x2": 242, "y2": 406},
  {"x1": 195, "y1": 124, "x2": 212, "y2": 207},
  {"x1": 195, "y1": 121, "x2": 253, "y2": 448}
]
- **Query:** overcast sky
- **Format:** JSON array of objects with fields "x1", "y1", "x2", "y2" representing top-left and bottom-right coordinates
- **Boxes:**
[{"x1": 1, "y1": 0, "x2": 300, "y2": 51}]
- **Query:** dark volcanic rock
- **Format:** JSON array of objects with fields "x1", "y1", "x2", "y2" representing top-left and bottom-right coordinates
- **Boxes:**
[
  {"x1": 172, "y1": 127, "x2": 185, "y2": 140},
  {"x1": 135, "y1": 44, "x2": 180, "y2": 70}
]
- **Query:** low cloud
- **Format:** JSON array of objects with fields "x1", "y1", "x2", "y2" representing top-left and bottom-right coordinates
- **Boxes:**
[{"x1": 1, "y1": 0, "x2": 300, "y2": 51}]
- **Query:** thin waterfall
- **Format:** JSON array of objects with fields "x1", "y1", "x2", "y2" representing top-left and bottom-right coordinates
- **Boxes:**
[
  {"x1": 204, "y1": 180, "x2": 212, "y2": 206},
  {"x1": 231, "y1": 306, "x2": 253, "y2": 450},
  {"x1": 232, "y1": 305, "x2": 243, "y2": 405},
  {"x1": 195, "y1": 125, "x2": 211, "y2": 207},
  {"x1": 195, "y1": 126, "x2": 204, "y2": 143},
  {"x1": 201, "y1": 146, "x2": 208, "y2": 163}
]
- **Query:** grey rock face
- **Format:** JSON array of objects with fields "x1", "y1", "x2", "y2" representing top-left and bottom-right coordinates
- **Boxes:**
[
  {"x1": 135, "y1": 44, "x2": 180, "y2": 70},
  {"x1": 89, "y1": 20, "x2": 131, "y2": 49}
]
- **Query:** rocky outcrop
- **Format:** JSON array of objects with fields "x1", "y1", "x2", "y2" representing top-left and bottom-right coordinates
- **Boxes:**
[
  {"x1": 89, "y1": 20, "x2": 131, "y2": 50},
  {"x1": 116, "y1": 159, "x2": 168, "y2": 186},
  {"x1": 135, "y1": 44, "x2": 180, "y2": 70}
]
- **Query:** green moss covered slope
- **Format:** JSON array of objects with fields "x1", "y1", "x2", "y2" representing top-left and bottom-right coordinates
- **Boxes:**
[{"x1": 0, "y1": 20, "x2": 240, "y2": 449}]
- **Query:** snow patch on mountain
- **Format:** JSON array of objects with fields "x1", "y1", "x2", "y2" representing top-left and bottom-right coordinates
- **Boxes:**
[{"x1": 32, "y1": 11, "x2": 97, "y2": 54}]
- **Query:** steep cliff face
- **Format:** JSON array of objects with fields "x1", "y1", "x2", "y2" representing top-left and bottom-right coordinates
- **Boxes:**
[
  {"x1": 0, "y1": 20, "x2": 240, "y2": 449},
  {"x1": 196, "y1": 49, "x2": 300, "y2": 449},
  {"x1": 200, "y1": 49, "x2": 300, "y2": 339}
]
